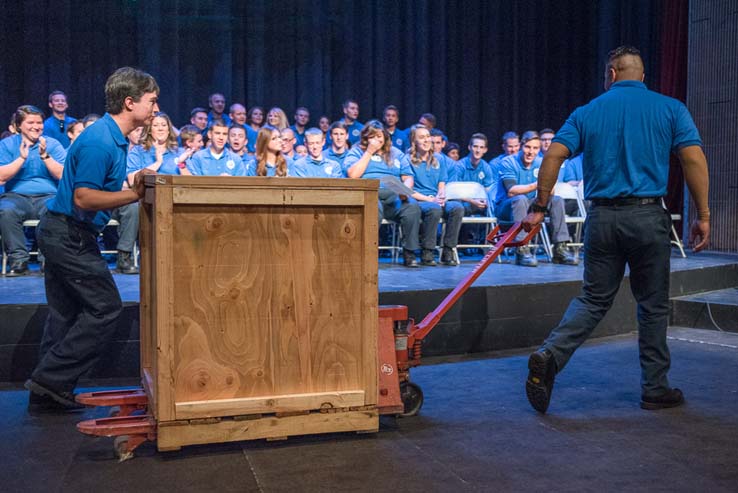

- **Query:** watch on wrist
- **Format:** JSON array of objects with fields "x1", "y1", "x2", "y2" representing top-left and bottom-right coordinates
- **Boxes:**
[
  {"x1": 528, "y1": 202, "x2": 548, "y2": 214},
  {"x1": 40, "y1": 153, "x2": 49, "y2": 159}
]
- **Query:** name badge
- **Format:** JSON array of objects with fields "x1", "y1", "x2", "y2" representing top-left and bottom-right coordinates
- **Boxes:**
[
  {"x1": 393, "y1": 159, "x2": 401, "y2": 168},
  {"x1": 478, "y1": 171, "x2": 485, "y2": 180},
  {"x1": 371, "y1": 155, "x2": 383, "y2": 162},
  {"x1": 226, "y1": 160, "x2": 235, "y2": 170},
  {"x1": 533, "y1": 168, "x2": 539, "y2": 178},
  {"x1": 352, "y1": 129, "x2": 360, "y2": 137},
  {"x1": 324, "y1": 165, "x2": 334, "y2": 175}
]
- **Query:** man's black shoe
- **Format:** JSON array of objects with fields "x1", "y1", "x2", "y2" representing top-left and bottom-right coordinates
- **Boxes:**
[
  {"x1": 641, "y1": 388, "x2": 684, "y2": 410},
  {"x1": 28, "y1": 391, "x2": 85, "y2": 413},
  {"x1": 526, "y1": 349, "x2": 557, "y2": 413},
  {"x1": 552, "y1": 242, "x2": 579, "y2": 265},
  {"x1": 515, "y1": 246, "x2": 538, "y2": 267},
  {"x1": 420, "y1": 249, "x2": 437, "y2": 266},
  {"x1": 402, "y1": 249, "x2": 419, "y2": 268},
  {"x1": 440, "y1": 247, "x2": 459, "y2": 266},
  {"x1": 6, "y1": 261, "x2": 29, "y2": 277},
  {"x1": 116, "y1": 251, "x2": 139, "y2": 274},
  {"x1": 25, "y1": 379, "x2": 85, "y2": 411}
]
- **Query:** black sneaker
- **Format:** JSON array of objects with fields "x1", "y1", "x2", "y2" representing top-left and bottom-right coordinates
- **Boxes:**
[
  {"x1": 116, "y1": 251, "x2": 139, "y2": 274},
  {"x1": 640, "y1": 388, "x2": 684, "y2": 410},
  {"x1": 525, "y1": 349, "x2": 557, "y2": 413},
  {"x1": 28, "y1": 391, "x2": 85, "y2": 413},
  {"x1": 420, "y1": 249, "x2": 437, "y2": 266},
  {"x1": 552, "y1": 242, "x2": 579, "y2": 265},
  {"x1": 515, "y1": 247, "x2": 538, "y2": 267},
  {"x1": 6, "y1": 261, "x2": 29, "y2": 277},
  {"x1": 25, "y1": 379, "x2": 85, "y2": 411},
  {"x1": 402, "y1": 249, "x2": 419, "y2": 268},
  {"x1": 440, "y1": 247, "x2": 459, "y2": 266}
]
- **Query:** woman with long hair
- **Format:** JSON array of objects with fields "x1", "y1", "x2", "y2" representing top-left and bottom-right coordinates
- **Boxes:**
[
  {"x1": 343, "y1": 120, "x2": 422, "y2": 267},
  {"x1": 246, "y1": 106, "x2": 265, "y2": 153},
  {"x1": 248, "y1": 125, "x2": 290, "y2": 177},
  {"x1": 404, "y1": 124, "x2": 463, "y2": 266},
  {"x1": 127, "y1": 112, "x2": 193, "y2": 181},
  {"x1": 265, "y1": 107, "x2": 289, "y2": 130}
]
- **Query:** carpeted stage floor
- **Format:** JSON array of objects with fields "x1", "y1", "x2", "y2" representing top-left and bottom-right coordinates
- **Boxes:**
[{"x1": 0, "y1": 326, "x2": 736, "y2": 492}]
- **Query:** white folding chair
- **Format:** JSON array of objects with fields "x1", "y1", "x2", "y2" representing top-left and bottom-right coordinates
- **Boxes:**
[
  {"x1": 660, "y1": 198, "x2": 686, "y2": 258},
  {"x1": 444, "y1": 182, "x2": 498, "y2": 264},
  {"x1": 553, "y1": 182, "x2": 587, "y2": 249}
]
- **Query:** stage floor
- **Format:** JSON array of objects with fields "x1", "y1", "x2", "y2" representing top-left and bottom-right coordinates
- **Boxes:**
[
  {"x1": 1, "y1": 326, "x2": 736, "y2": 492},
  {"x1": 2, "y1": 250, "x2": 737, "y2": 304}
]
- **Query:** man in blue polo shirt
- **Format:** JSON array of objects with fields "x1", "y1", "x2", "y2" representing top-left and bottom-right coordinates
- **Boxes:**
[
  {"x1": 489, "y1": 131, "x2": 520, "y2": 171},
  {"x1": 453, "y1": 133, "x2": 495, "y2": 212},
  {"x1": 0, "y1": 105, "x2": 66, "y2": 276},
  {"x1": 496, "y1": 131, "x2": 577, "y2": 267},
  {"x1": 26, "y1": 67, "x2": 159, "y2": 412},
  {"x1": 523, "y1": 46, "x2": 710, "y2": 413},
  {"x1": 290, "y1": 107, "x2": 310, "y2": 146},
  {"x1": 188, "y1": 120, "x2": 245, "y2": 176},
  {"x1": 327, "y1": 121, "x2": 351, "y2": 168},
  {"x1": 207, "y1": 93, "x2": 230, "y2": 126},
  {"x1": 292, "y1": 128, "x2": 343, "y2": 178},
  {"x1": 340, "y1": 99, "x2": 364, "y2": 145},
  {"x1": 383, "y1": 105, "x2": 408, "y2": 152},
  {"x1": 43, "y1": 91, "x2": 76, "y2": 148}
]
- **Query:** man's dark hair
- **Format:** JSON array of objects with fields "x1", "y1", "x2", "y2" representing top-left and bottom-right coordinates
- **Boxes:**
[
  {"x1": 190, "y1": 107, "x2": 207, "y2": 118},
  {"x1": 539, "y1": 128, "x2": 555, "y2": 135},
  {"x1": 606, "y1": 45, "x2": 643, "y2": 71},
  {"x1": 521, "y1": 130, "x2": 540, "y2": 145},
  {"x1": 420, "y1": 113, "x2": 437, "y2": 127},
  {"x1": 208, "y1": 119, "x2": 228, "y2": 131},
  {"x1": 469, "y1": 133, "x2": 488, "y2": 147},
  {"x1": 430, "y1": 128, "x2": 447, "y2": 141},
  {"x1": 229, "y1": 123, "x2": 246, "y2": 132},
  {"x1": 48, "y1": 90, "x2": 66, "y2": 102},
  {"x1": 11, "y1": 105, "x2": 44, "y2": 130},
  {"x1": 383, "y1": 105, "x2": 399, "y2": 115},
  {"x1": 342, "y1": 99, "x2": 358, "y2": 109},
  {"x1": 104, "y1": 67, "x2": 159, "y2": 115}
]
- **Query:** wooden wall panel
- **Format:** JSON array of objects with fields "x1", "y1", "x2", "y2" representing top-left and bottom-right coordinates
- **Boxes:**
[{"x1": 687, "y1": 0, "x2": 738, "y2": 252}]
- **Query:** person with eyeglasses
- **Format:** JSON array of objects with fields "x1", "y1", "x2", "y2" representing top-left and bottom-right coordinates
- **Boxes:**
[{"x1": 42, "y1": 91, "x2": 76, "y2": 148}]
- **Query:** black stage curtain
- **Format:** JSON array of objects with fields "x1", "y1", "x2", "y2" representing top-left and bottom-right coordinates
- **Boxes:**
[{"x1": 1, "y1": 0, "x2": 672, "y2": 154}]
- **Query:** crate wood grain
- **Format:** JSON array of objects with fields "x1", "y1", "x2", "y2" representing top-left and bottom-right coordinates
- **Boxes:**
[{"x1": 140, "y1": 176, "x2": 379, "y2": 449}]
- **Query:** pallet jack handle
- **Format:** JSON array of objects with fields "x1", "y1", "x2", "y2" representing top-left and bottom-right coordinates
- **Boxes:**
[{"x1": 410, "y1": 222, "x2": 541, "y2": 342}]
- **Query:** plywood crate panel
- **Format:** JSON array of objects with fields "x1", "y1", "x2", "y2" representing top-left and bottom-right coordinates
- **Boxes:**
[{"x1": 140, "y1": 176, "x2": 379, "y2": 448}]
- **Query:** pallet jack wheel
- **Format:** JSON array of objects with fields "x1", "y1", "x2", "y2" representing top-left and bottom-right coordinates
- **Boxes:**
[
  {"x1": 399, "y1": 381, "x2": 424, "y2": 417},
  {"x1": 114, "y1": 435, "x2": 134, "y2": 462}
]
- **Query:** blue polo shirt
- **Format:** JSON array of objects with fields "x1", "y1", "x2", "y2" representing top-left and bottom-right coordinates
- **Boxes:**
[
  {"x1": 327, "y1": 148, "x2": 349, "y2": 167},
  {"x1": 342, "y1": 119, "x2": 364, "y2": 145},
  {"x1": 188, "y1": 148, "x2": 245, "y2": 176},
  {"x1": 0, "y1": 134, "x2": 66, "y2": 195},
  {"x1": 388, "y1": 128, "x2": 408, "y2": 152},
  {"x1": 47, "y1": 114, "x2": 128, "y2": 230},
  {"x1": 554, "y1": 80, "x2": 702, "y2": 199},
  {"x1": 246, "y1": 126, "x2": 258, "y2": 153},
  {"x1": 126, "y1": 145, "x2": 182, "y2": 176},
  {"x1": 344, "y1": 146, "x2": 408, "y2": 179},
  {"x1": 292, "y1": 155, "x2": 343, "y2": 178},
  {"x1": 496, "y1": 152, "x2": 541, "y2": 204},
  {"x1": 43, "y1": 115, "x2": 76, "y2": 148},
  {"x1": 403, "y1": 153, "x2": 448, "y2": 196},
  {"x1": 207, "y1": 112, "x2": 231, "y2": 126},
  {"x1": 455, "y1": 156, "x2": 495, "y2": 189},
  {"x1": 245, "y1": 159, "x2": 293, "y2": 177}
]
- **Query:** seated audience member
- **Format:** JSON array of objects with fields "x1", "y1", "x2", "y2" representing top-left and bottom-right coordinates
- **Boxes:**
[
  {"x1": 340, "y1": 99, "x2": 364, "y2": 145},
  {"x1": 418, "y1": 113, "x2": 437, "y2": 129},
  {"x1": 318, "y1": 115, "x2": 331, "y2": 136},
  {"x1": 187, "y1": 120, "x2": 245, "y2": 176},
  {"x1": 189, "y1": 107, "x2": 209, "y2": 139},
  {"x1": 229, "y1": 103, "x2": 248, "y2": 126},
  {"x1": 290, "y1": 107, "x2": 310, "y2": 145},
  {"x1": 292, "y1": 128, "x2": 343, "y2": 178},
  {"x1": 0, "y1": 105, "x2": 66, "y2": 276},
  {"x1": 280, "y1": 127, "x2": 297, "y2": 161},
  {"x1": 246, "y1": 106, "x2": 265, "y2": 153},
  {"x1": 489, "y1": 131, "x2": 520, "y2": 170},
  {"x1": 116, "y1": 112, "x2": 187, "y2": 274},
  {"x1": 43, "y1": 91, "x2": 76, "y2": 148},
  {"x1": 66, "y1": 120, "x2": 84, "y2": 146},
  {"x1": 207, "y1": 93, "x2": 230, "y2": 125},
  {"x1": 176, "y1": 125, "x2": 204, "y2": 175},
  {"x1": 454, "y1": 133, "x2": 496, "y2": 213},
  {"x1": 538, "y1": 127, "x2": 555, "y2": 157},
  {"x1": 404, "y1": 124, "x2": 463, "y2": 266},
  {"x1": 266, "y1": 107, "x2": 289, "y2": 130},
  {"x1": 247, "y1": 126, "x2": 291, "y2": 177},
  {"x1": 327, "y1": 121, "x2": 351, "y2": 168},
  {"x1": 383, "y1": 105, "x2": 408, "y2": 151},
  {"x1": 227, "y1": 123, "x2": 255, "y2": 168},
  {"x1": 295, "y1": 144, "x2": 308, "y2": 158},
  {"x1": 444, "y1": 142, "x2": 460, "y2": 161},
  {"x1": 495, "y1": 131, "x2": 577, "y2": 267},
  {"x1": 344, "y1": 120, "x2": 421, "y2": 268},
  {"x1": 560, "y1": 153, "x2": 586, "y2": 217},
  {"x1": 1, "y1": 117, "x2": 16, "y2": 140},
  {"x1": 430, "y1": 128, "x2": 455, "y2": 179}
]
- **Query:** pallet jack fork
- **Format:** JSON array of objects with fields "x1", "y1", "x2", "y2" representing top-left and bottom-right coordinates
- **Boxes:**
[
  {"x1": 76, "y1": 222, "x2": 539, "y2": 459},
  {"x1": 377, "y1": 222, "x2": 541, "y2": 416}
]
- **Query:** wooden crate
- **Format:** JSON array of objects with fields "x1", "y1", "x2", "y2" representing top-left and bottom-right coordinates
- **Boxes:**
[{"x1": 139, "y1": 176, "x2": 379, "y2": 450}]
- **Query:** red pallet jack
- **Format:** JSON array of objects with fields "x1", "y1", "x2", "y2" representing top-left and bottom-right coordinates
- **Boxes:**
[{"x1": 76, "y1": 222, "x2": 539, "y2": 460}]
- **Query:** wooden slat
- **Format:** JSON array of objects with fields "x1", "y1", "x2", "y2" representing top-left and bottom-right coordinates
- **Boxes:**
[
  {"x1": 361, "y1": 189, "x2": 379, "y2": 406},
  {"x1": 157, "y1": 409, "x2": 378, "y2": 450},
  {"x1": 175, "y1": 390, "x2": 365, "y2": 419},
  {"x1": 154, "y1": 186, "x2": 175, "y2": 422},
  {"x1": 172, "y1": 187, "x2": 365, "y2": 206},
  {"x1": 145, "y1": 174, "x2": 379, "y2": 192}
]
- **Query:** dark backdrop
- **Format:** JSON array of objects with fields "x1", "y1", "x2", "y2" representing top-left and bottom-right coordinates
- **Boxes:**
[{"x1": 1, "y1": 0, "x2": 683, "y2": 155}]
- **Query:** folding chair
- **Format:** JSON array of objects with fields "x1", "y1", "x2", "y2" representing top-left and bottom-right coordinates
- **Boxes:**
[{"x1": 444, "y1": 182, "x2": 498, "y2": 264}]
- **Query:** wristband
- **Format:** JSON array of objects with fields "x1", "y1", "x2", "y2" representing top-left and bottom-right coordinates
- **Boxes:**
[
  {"x1": 39, "y1": 153, "x2": 50, "y2": 159},
  {"x1": 177, "y1": 160, "x2": 187, "y2": 169}
]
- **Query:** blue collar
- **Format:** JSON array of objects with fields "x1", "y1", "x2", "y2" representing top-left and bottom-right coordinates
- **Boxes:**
[{"x1": 610, "y1": 80, "x2": 647, "y2": 91}]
